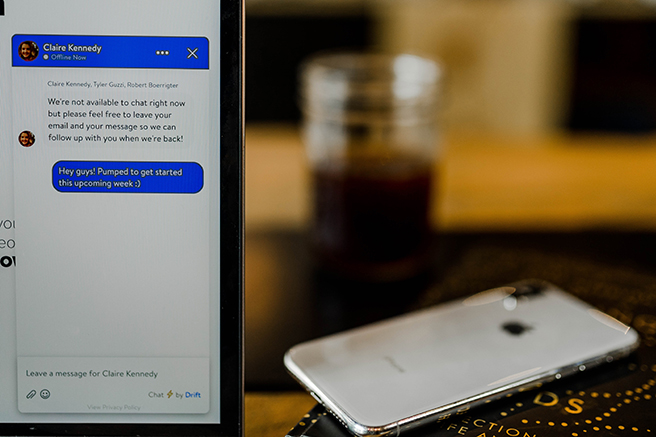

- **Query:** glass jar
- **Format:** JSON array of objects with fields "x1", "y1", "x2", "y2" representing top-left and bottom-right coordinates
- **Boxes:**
[{"x1": 300, "y1": 52, "x2": 441, "y2": 282}]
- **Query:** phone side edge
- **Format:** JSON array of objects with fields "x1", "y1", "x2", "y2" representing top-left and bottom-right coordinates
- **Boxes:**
[
  {"x1": 394, "y1": 337, "x2": 641, "y2": 434},
  {"x1": 283, "y1": 350, "x2": 400, "y2": 437}
]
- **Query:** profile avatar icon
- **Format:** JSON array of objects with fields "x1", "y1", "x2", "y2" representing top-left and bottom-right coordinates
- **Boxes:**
[
  {"x1": 18, "y1": 131, "x2": 35, "y2": 147},
  {"x1": 18, "y1": 41, "x2": 39, "y2": 61}
]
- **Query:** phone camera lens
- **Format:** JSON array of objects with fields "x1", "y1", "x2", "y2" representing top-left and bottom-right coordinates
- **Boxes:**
[{"x1": 513, "y1": 283, "x2": 545, "y2": 297}]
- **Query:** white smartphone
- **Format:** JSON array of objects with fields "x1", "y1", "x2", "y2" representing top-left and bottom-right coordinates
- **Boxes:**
[{"x1": 284, "y1": 280, "x2": 640, "y2": 437}]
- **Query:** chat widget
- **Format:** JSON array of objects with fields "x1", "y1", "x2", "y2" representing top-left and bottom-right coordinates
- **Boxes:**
[{"x1": 11, "y1": 31, "x2": 215, "y2": 418}]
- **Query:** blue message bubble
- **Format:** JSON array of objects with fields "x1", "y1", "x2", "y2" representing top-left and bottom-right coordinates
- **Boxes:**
[{"x1": 53, "y1": 161, "x2": 203, "y2": 194}]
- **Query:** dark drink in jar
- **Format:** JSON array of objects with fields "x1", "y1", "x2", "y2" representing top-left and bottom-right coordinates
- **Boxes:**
[
  {"x1": 300, "y1": 52, "x2": 441, "y2": 282},
  {"x1": 312, "y1": 155, "x2": 433, "y2": 281}
]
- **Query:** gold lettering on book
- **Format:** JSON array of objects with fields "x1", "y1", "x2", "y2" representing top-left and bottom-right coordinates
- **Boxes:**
[
  {"x1": 533, "y1": 392, "x2": 559, "y2": 407},
  {"x1": 564, "y1": 398, "x2": 584, "y2": 415}
]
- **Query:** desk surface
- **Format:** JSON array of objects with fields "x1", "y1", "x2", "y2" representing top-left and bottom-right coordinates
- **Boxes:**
[
  {"x1": 246, "y1": 124, "x2": 656, "y2": 231},
  {"x1": 243, "y1": 125, "x2": 656, "y2": 437},
  {"x1": 245, "y1": 392, "x2": 316, "y2": 437}
]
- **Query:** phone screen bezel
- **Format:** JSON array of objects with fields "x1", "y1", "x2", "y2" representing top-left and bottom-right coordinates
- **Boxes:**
[{"x1": 0, "y1": 0, "x2": 244, "y2": 435}]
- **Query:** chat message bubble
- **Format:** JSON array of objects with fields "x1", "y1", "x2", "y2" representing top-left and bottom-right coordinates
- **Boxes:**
[
  {"x1": 45, "y1": 96, "x2": 188, "y2": 147},
  {"x1": 52, "y1": 161, "x2": 203, "y2": 193}
]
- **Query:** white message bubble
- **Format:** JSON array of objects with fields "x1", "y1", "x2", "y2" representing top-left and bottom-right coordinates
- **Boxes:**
[{"x1": 44, "y1": 94, "x2": 190, "y2": 146}]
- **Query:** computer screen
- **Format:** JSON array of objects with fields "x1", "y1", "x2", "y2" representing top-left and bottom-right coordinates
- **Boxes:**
[{"x1": 0, "y1": 1, "x2": 242, "y2": 435}]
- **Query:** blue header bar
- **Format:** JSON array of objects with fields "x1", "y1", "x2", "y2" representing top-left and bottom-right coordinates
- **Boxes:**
[{"x1": 13, "y1": 35, "x2": 209, "y2": 69}]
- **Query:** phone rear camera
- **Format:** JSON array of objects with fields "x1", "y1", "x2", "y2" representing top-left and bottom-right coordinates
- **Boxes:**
[
  {"x1": 501, "y1": 321, "x2": 533, "y2": 336},
  {"x1": 512, "y1": 282, "x2": 545, "y2": 297}
]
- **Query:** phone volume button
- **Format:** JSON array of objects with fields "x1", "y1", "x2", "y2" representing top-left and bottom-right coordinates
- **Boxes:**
[{"x1": 309, "y1": 391, "x2": 321, "y2": 403}]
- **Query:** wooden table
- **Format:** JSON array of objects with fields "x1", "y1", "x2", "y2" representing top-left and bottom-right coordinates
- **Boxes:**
[
  {"x1": 246, "y1": 124, "x2": 656, "y2": 232},
  {"x1": 243, "y1": 124, "x2": 656, "y2": 437}
]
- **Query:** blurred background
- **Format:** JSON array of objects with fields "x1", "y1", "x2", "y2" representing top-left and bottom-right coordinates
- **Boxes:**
[
  {"x1": 247, "y1": 0, "x2": 656, "y2": 133},
  {"x1": 245, "y1": 0, "x2": 656, "y2": 232},
  {"x1": 243, "y1": 2, "x2": 656, "y2": 433},
  {"x1": 245, "y1": 0, "x2": 656, "y2": 386}
]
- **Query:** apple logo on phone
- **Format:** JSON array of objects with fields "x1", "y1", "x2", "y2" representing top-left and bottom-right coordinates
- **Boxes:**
[{"x1": 502, "y1": 321, "x2": 533, "y2": 336}]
